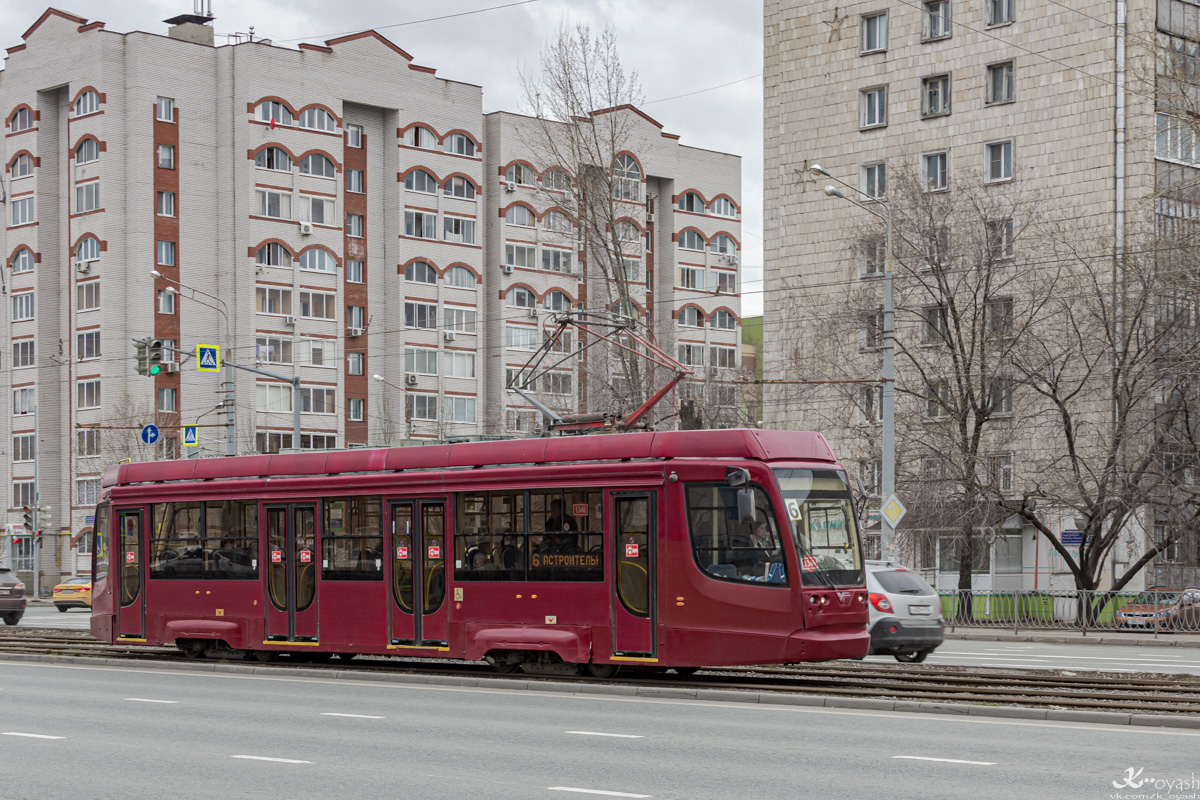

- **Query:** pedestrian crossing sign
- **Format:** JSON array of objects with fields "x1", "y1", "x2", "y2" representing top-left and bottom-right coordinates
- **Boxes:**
[
  {"x1": 196, "y1": 344, "x2": 220, "y2": 372},
  {"x1": 182, "y1": 426, "x2": 198, "y2": 447}
]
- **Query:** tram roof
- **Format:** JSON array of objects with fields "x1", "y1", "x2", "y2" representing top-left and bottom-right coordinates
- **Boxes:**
[{"x1": 102, "y1": 428, "x2": 837, "y2": 488}]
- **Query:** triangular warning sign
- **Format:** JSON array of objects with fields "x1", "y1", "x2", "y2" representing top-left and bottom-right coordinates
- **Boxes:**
[{"x1": 199, "y1": 349, "x2": 217, "y2": 368}]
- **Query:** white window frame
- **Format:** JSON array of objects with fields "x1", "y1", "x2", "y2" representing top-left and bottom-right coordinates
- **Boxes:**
[
  {"x1": 75, "y1": 139, "x2": 99, "y2": 165},
  {"x1": 985, "y1": 139, "x2": 1013, "y2": 182},
  {"x1": 157, "y1": 386, "x2": 177, "y2": 412},
  {"x1": 74, "y1": 91, "x2": 99, "y2": 117},
  {"x1": 346, "y1": 124, "x2": 363, "y2": 148},
  {"x1": 405, "y1": 347, "x2": 438, "y2": 375},
  {"x1": 409, "y1": 394, "x2": 438, "y2": 421},
  {"x1": 923, "y1": 0, "x2": 951, "y2": 40},
  {"x1": 256, "y1": 189, "x2": 292, "y2": 220},
  {"x1": 156, "y1": 96, "x2": 174, "y2": 122},
  {"x1": 987, "y1": 0, "x2": 1014, "y2": 26},
  {"x1": 78, "y1": 379, "x2": 101, "y2": 410},
  {"x1": 347, "y1": 169, "x2": 363, "y2": 193},
  {"x1": 12, "y1": 340, "x2": 35, "y2": 368},
  {"x1": 443, "y1": 351, "x2": 476, "y2": 379},
  {"x1": 11, "y1": 248, "x2": 34, "y2": 274},
  {"x1": 347, "y1": 259, "x2": 364, "y2": 283},
  {"x1": 404, "y1": 302, "x2": 437, "y2": 330},
  {"x1": 922, "y1": 74, "x2": 951, "y2": 118},
  {"x1": 987, "y1": 61, "x2": 1015, "y2": 104},
  {"x1": 298, "y1": 196, "x2": 335, "y2": 226},
  {"x1": 348, "y1": 398, "x2": 365, "y2": 422},
  {"x1": 77, "y1": 428, "x2": 100, "y2": 457},
  {"x1": 77, "y1": 281, "x2": 100, "y2": 312},
  {"x1": 156, "y1": 190, "x2": 175, "y2": 217},
  {"x1": 75, "y1": 181, "x2": 100, "y2": 213},
  {"x1": 404, "y1": 210, "x2": 438, "y2": 239},
  {"x1": 13, "y1": 387, "x2": 36, "y2": 415},
  {"x1": 347, "y1": 352, "x2": 365, "y2": 375},
  {"x1": 10, "y1": 153, "x2": 33, "y2": 179},
  {"x1": 862, "y1": 11, "x2": 888, "y2": 53},
  {"x1": 346, "y1": 213, "x2": 364, "y2": 238},
  {"x1": 157, "y1": 288, "x2": 176, "y2": 315},
  {"x1": 299, "y1": 290, "x2": 337, "y2": 320},
  {"x1": 505, "y1": 243, "x2": 537, "y2": 268},
  {"x1": 77, "y1": 330, "x2": 100, "y2": 361},
  {"x1": 11, "y1": 197, "x2": 35, "y2": 227},
  {"x1": 861, "y1": 86, "x2": 888, "y2": 129},
  {"x1": 156, "y1": 240, "x2": 176, "y2": 267},
  {"x1": 156, "y1": 144, "x2": 174, "y2": 170},
  {"x1": 923, "y1": 151, "x2": 949, "y2": 191},
  {"x1": 12, "y1": 433, "x2": 35, "y2": 463},
  {"x1": 300, "y1": 387, "x2": 336, "y2": 414},
  {"x1": 256, "y1": 383, "x2": 294, "y2": 412},
  {"x1": 12, "y1": 292, "x2": 34, "y2": 321},
  {"x1": 443, "y1": 216, "x2": 476, "y2": 244},
  {"x1": 861, "y1": 161, "x2": 887, "y2": 199},
  {"x1": 443, "y1": 396, "x2": 477, "y2": 424},
  {"x1": 444, "y1": 307, "x2": 477, "y2": 333}
]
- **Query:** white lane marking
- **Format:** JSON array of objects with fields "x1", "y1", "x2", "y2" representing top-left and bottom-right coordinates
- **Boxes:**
[
  {"x1": 231, "y1": 755, "x2": 312, "y2": 764},
  {"x1": 894, "y1": 756, "x2": 996, "y2": 766},
  {"x1": 2, "y1": 732, "x2": 65, "y2": 740},
  {"x1": 566, "y1": 731, "x2": 645, "y2": 739},
  {"x1": 941, "y1": 651, "x2": 1187, "y2": 662},
  {"x1": 125, "y1": 698, "x2": 179, "y2": 704},
  {"x1": 320, "y1": 713, "x2": 384, "y2": 719},
  {"x1": 548, "y1": 789, "x2": 651, "y2": 798}
]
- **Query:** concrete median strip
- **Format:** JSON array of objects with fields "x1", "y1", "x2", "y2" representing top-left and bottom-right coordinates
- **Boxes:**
[{"x1": 2, "y1": 651, "x2": 1198, "y2": 730}]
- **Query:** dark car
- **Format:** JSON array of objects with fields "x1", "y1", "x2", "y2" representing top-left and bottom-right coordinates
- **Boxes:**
[{"x1": 0, "y1": 567, "x2": 26, "y2": 625}]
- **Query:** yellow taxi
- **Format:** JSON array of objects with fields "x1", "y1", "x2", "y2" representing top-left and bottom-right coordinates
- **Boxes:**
[{"x1": 52, "y1": 577, "x2": 92, "y2": 612}]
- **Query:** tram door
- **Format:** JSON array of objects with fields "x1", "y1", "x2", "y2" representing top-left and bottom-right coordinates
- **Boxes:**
[
  {"x1": 388, "y1": 499, "x2": 447, "y2": 647},
  {"x1": 611, "y1": 492, "x2": 657, "y2": 659},
  {"x1": 116, "y1": 509, "x2": 145, "y2": 640},
  {"x1": 263, "y1": 504, "x2": 320, "y2": 643}
]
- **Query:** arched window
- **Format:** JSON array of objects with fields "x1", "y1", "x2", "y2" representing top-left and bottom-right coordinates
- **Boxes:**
[
  {"x1": 11, "y1": 248, "x2": 34, "y2": 274},
  {"x1": 710, "y1": 197, "x2": 737, "y2": 217},
  {"x1": 507, "y1": 287, "x2": 535, "y2": 308},
  {"x1": 612, "y1": 154, "x2": 641, "y2": 201},
  {"x1": 299, "y1": 153, "x2": 335, "y2": 178},
  {"x1": 709, "y1": 234, "x2": 736, "y2": 254},
  {"x1": 74, "y1": 91, "x2": 99, "y2": 117},
  {"x1": 9, "y1": 108, "x2": 33, "y2": 132},
  {"x1": 678, "y1": 192, "x2": 704, "y2": 213},
  {"x1": 405, "y1": 261, "x2": 438, "y2": 284},
  {"x1": 10, "y1": 154, "x2": 33, "y2": 178},
  {"x1": 543, "y1": 210, "x2": 573, "y2": 233},
  {"x1": 505, "y1": 205, "x2": 534, "y2": 226},
  {"x1": 678, "y1": 230, "x2": 705, "y2": 251},
  {"x1": 75, "y1": 139, "x2": 99, "y2": 165},
  {"x1": 710, "y1": 310, "x2": 736, "y2": 330},
  {"x1": 678, "y1": 307, "x2": 703, "y2": 327},
  {"x1": 443, "y1": 133, "x2": 476, "y2": 157},
  {"x1": 542, "y1": 169, "x2": 570, "y2": 191},
  {"x1": 256, "y1": 101, "x2": 292, "y2": 126},
  {"x1": 299, "y1": 249, "x2": 336, "y2": 273},
  {"x1": 445, "y1": 266, "x2": 475, "y2": 287},
  {"x1": 504, "y1": 163, "x2": 536, "y2": 185},
  {"x1": 443, "y1": 176, "x2": 476, "y2": 199},
  {"x1": 546, "y1": 290, "x2": 570, "y2": 312},
  {"x1": 407, "y1": 126, "x2": 436, "y2": 148},
  {"x1": 614, "y1": 220, "x2": 640, "y2": 241},
  {"x1": 256, "y1": 242, "x2": 292, "y2": 267},
  {"x1": 75, "y1": 237, "x2": 100, "y2": 264},
  {"x1": 255, "y1": 147, "x2": 292, "y2": 171},
  {"x1": 298, "y1": 108, "x2": 336, "y2": 132},
  {"x1": 404, "y1": 169, "x2": 437, "y2": 193}
]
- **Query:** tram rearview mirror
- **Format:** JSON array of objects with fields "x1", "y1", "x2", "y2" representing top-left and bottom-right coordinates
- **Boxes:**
[{"x1": 737, "y1": 488, "x2": 755, "y2": 524}]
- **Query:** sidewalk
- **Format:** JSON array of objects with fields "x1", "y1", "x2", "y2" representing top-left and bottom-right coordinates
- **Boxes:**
[{"x1": 944, "y1": 628, "x2": 1200, "y2": 648}]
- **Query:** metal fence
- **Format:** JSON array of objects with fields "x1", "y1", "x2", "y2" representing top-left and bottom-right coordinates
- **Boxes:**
[{"x1": 936, "y1": 589, "x2": 1200, "y2": 634}]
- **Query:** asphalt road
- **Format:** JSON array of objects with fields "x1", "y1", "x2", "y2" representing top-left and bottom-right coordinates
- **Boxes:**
[
  {"x1": 13, "y1": 605, "x2": 92, "y2": 631},
  {"x1": 867, "y1": 639, "x2": 1200, "y2": 675},
  {"x1": 0, "y1": 660, "x2": 1195, "y2": 800}
]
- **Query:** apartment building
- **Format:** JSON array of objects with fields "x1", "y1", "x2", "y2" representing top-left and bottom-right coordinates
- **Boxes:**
[
  {"x1": 0, "y1": 8, "x2": 742, "y2": 587},
  {"x1": 764, "y1": 0, "x2": 1200, "y2": 589}
]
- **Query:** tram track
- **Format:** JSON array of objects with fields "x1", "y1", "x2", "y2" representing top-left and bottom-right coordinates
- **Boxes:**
[{"x1": 3, "y1": 628, "x2": 1199, "y2": 715}]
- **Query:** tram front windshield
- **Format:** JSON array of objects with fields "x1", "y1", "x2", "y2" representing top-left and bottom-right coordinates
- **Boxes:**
[{"x1": 772, "y1": 468, "x2": 863, "y2": 588}]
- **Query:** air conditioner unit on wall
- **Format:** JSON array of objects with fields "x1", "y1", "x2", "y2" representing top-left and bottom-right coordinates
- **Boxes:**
[
  {"x1": 505, "y1": 181, "x2": 517, "y2": 192},
  {"x1": 444, "y1": 330, "x2": 457, "y2": 342},
  {"x1": 527, "y1": 307, "x2": 538, "y2": 318},
  {"x1": 405, "y1": 373, "x2": 419, "y2": 386},
  {"x1": 346, "y1": 327, "x2": 363, "y2": 338},
  {"x1": 726, "y1": 255, "x2": 739, "y2": 266},
  {"x1": 502, "y1": 264, "x2": 515, "y2": 275},
  {"x1": 164, "y1": 362, "x2": 180, "y2": 373},
  {"x1": 646, "y1": 212, "x2": 655, "y2": 223},
  {"x1": 75, "y1": 261, "x2": 93, "y2": 274},
  {"x1": 298, "y1": 221, "x2": 314, "y2": 235},
  {"x1": 284, "y1": 315, "x2": 298, "y2": 326}
]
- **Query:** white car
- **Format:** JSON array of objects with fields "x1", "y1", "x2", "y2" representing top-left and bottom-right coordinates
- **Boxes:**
[{"x1": 865, "y1": 560, "x2": 944, "y2": 662}]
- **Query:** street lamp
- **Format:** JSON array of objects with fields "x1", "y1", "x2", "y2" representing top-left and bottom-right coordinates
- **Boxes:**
[
  {"x1": 151, "y1": 270, "x2": 236, "y2": 456},
  {"x1": 811, "y1": 163, "x2": 897, "y2": 561},
  {"x1": 373, "y1": 374, "x2": 413, "y2": 441}
]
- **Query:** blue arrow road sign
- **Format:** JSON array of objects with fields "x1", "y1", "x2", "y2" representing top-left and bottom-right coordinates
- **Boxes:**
[
  {"x1": 182, "y1": 426, "x2": 198, "y2": 447},
  {"x1": 140, "y1": 424, "x2": 160, "y2": 445}
]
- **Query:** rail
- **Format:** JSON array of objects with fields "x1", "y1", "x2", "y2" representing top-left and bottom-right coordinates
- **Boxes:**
[{"x1": 936, "y1": 589, "x2": 1200, "y2": 634}]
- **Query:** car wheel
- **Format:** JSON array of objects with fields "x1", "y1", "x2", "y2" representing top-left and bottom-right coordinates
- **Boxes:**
[
  {"x1": 2, "y1": 613, "x2": 21, "y2": 626},
  {"x1": 895, "y1": 649, "x2": 932, "y2": 663},
  {"x1": 56, "y1": 605, "x2": 68, "y2": 613}
]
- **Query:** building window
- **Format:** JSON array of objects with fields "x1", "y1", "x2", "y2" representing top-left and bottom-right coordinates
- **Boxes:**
[
  {"x1": 404, "y1": 169, "x2": 437, "y2": 193},
  {"x1": 347, "y1": 169, "x2": 363, "y2": 193},
  {"x1": 711, "y1": 197, "x2": 738, "y2": 218},
  {"x1": 677, "y1": 344, "x2": 705, "y2": 367},
  {"x1": 545, "y1": 291, "x2": 570, "y2": 312},
  {"x1": 346, "y1": 214, "x2": 364, "y2": 238},
  {"x1": 861, "y1": 86, "x2": 887, "y2": 129},
  {"x1": 78, "y1": 379, "x2": 101, "y2": 410},
  {"x1": 299, "y1": 291, "x2": 336, "y2": 320},
  {"x1": 404, "y1": 302, "x2": 437, "y2": 330},
  {"x1": 542, "y1": 169, "x2": 570, "y2": 191},
  {"x1": 79, "y1": 281, "x2": 102, "y2": 311},
  {"x1": 926, "y1": 381, "x2": 949, "y2": 418},
  {"x1": 347, "y1": 352, "x2": 364, "y2": 375},
  {"x1": 10, "y1": 153, "x2": 33, "y2": 178},
  {"x1": 505, "y1": 243, "x2": 537, "y2": 269},
  {"x1": 405, "y1": 261, "x2": 437, "y2": 284},
  {"x1": 256, "y1": 101, "x2": 292, "y2": 125},
  {"x1": 986, "y1": 218, "x2": 1015, "y2": 259},
  {"x1": 923, "y1": 305, "x2": 949, "y2": 344},
  {"x1": 256, "y1": 189, "x2": 292, "y2": 219},
  {"x1": 611, "y1": 154, "x2": 641, "y2": 202},
  {"x1": 12, "y1": 433, "x2": 35, "y2": 462},
  {"x1": 443, "y1": 176, "x2": 476, "y2": 200},
  {"x1": 347, "y1": 259, "x2": 364, "y2": 283},
  {"x1": 861, "y1": 162, "x2": 886, "y2": 199},
  {"x1": 408, "y1": 394, "x2": 438, "y2": 421},
  {"x1": 156, "y1": 144, "x2": 174, "y2": 170},
  {"x1": 677, "y1": 266, "x2": 702, "y2": 290},
  {"x1": 505, "y1": 205, "x2": 535, "y2": 227},
  {"x1": 11, "y1": 248, "x2": 34, "y2": 274},
  {"x1": 988, "y1": 453, "x2": 1014, "y2": 491},
  {"x1": 988, "y1": 297, "x2": 1014, "y2": 337},
  {"x1": 505, "y1": 324, "x2": 539, "y2": 350},
  {"x1": 678, "y1": 192, "x2": 704, "y2": 213},
  {"x1": 507, "y1": 288, "x2": 536, "y2": 309},
  {"x1": 444, "y1": 307, "x2": 476, "y2": 333},
  {"x1": 347, "y1": 305, "x2": 365, "y2": 328},
  {"x1": 12, "y1": 340, "x2": 35, "y2": 368},
  {"x1": 12, "y1": 293, "x2": 34, "y2": 321},
  {"x1": 444, "y1": 352, "x2": 476, "y2": 379},
  {"x1": 710, "y1": 271, "x2": 737, "y2": 294},
  {"x1": 77, "y1": 479, "x2": 101, "y2": 507},
  {"x1": 404, "y1": 210, "x2": 437, "y2": 239},
  {"x1": 710, "y1": 346, "x2": 737, "y2": 369},
  {"x1": 75, "y1": 181, "x2": 100, "y2": 213},
  {"x1": 73, "y1": 90, "x2": 99, "y2": 118},
  {"x1": 156, "y1": 240, "x2": 176, "y2": 267},
  {"x1": 924, "y1": 1, "x2": 951, "y2": 39},
  {"x1": 75, "y1": 238, "x2": 100, "y2": 266},
  {"x1": 443, "y1": 396, "x2": 477, "y2": 424},
  {"x1": 9, "y1": 108, "x2": 33, "y2": 132},
  {"x1": 709, "y1": 235, "x2": 737, "y2": 255},
  {"x1": 677, "y1": 230, "x2": 705, "y2": 252},
  {"x1": 299, "y1": 196, "x2": 335, "y2": 225},
  {"x1": 987, "y1": 0, "x2": 1014, "y2": 26},
  {"x1": 862, "y1": 309, "x2": 884, "y2": 349},
  {"x1": 156, "y1": 190, "x2": 175, "y2": 217},
  {"x1": 989, "y1": 377, "x2": 1014, "y2": 415},
  {"x1": 445, "y1": 266, "x2": 476, "y2": 287},
  {"x1": 299, "y1": 108, "x2": 336, "y2": 132},
  {"x1": 710, "y1": 310, "x2": 736, "y2": 330},
  {"x1": 539, "y1": 249, "x2": 572, "y2": 275},
  {"x1": 444, "y1": 216, "x2": 476, "y2": 244},
  {"x1": 156, "y1": 96, "x2": 174, "y2": 121},
  {"x1": 256, "y1": 383, "x2": 293, "y2": 412},
  {"x1": 157, "y1": 288, "x2": 175, "y2": 314},
  {"x1": 922, "y1": 74, "x2": 951, "y2": 117},
  {"x1": 299, "y1": 154, "x2": 336, "y2": 178},
  {"x1": 13, "y1": 387, "x2": 36, "y2": 415},
  {"x1": 301, "y1": 387, "x2": 336, "y2": 414},
  {"x1": 157, "y1": 387, "x2": 177, "y2": 412},
  {"x1": 78, "y1": 428, "x2": 100, "y2": 456},
  {"x1": 346, "y1": 124, "x2": 363, "y2": 148},
  {"x1": 987, "y1": 61, "x2": 1015, "y2": 104},
  {"x1": 256, "y1": 242, "x2": 291, "y2": 268},
  {"x1": 923, "y1": 151, "x2": 949, "y2": 191},
  {"x1": 255, "y1": 147, "x2": 292, "y2": 171},
  {"x1": 860, "y1": 385, "x2": 883, "y2": 424},
  {"x1": 11, "y1": 197, "x2": 35, "y2": 227},
  {"x1": 13, "y1": 480, "x2": 35, "y2": 509},
  {"x1": 862, "y1": 11, "x2": 888, "y2": 53},
  {"x1": 405, "y1": 347, "x2": 438, "y2": 375},
  {"x1": 348, "y1": 398, "x2": 365, "y2": 422},
  {"x1": 75, "y1": 139, "x2": 99, "y2": 165},
  {"x1": 985, "y1": 139, "x2": 1013, "y2": 182},
  {"x1": 256, "y1": 336, "x2": 293, "y2": 365},
  {"x1": 444, "y1": 133, "x2": 476, "y2": 157},
  {"x1": 858, "y1": 234, "x2": 886, "y2": 277},
  {"x1": 540, "y1": 372, "x2": 571, "y2": 395},
  {"x1": 77, "y1": 331, "x2": 100, "y2": 361}
]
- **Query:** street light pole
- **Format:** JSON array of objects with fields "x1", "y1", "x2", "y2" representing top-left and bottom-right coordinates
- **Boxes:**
[
  {"x1": 811, "y1": 164, "x2": 896, "y2": 560},
  {"x1": 373, "y1": 374, "x2": 411, "y2": 441}
]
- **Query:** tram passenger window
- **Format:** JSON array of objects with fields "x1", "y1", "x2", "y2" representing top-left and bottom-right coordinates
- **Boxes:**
[
  {"x1": 322, "y1": 496, "x2": 383, "y2": 580},
  {"x1": 528, "y1": 532, "x2": 603, "y2": 581},
  {"x1": 457, "y1": 493, "x2": 489, "y2": 533},
  {"x1": 685, "y1": 483, "x2": 787, "y2": 585},
  {"x1": 148, "y1": 502, "x2": 205, "y2": 579},
  {"x1": 205, "y1": 500, "x2": 259, "y2": 579},
  {"x1": 93, "y1": 502, "x2": 110, "y2": 583},
  {"x1": 489, "y1": 492, "x2": 524, "y2": 534}
]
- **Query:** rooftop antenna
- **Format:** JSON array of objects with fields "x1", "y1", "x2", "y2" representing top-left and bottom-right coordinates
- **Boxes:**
[{"x1": 194, "y1": 0, "x2": 214, "y2": 17}]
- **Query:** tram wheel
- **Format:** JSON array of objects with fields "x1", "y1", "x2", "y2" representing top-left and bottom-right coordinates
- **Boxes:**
[
  {"x1": 337, "y1": 653, "x2": 357, "y2": 662},
  {"x1": 253, "y1": 650, "x2": 278, "y2": 663},
  {"x1": 894, "y1": 649, "x2": 931, "y2": 663},
  {"x1": 178, "y1": 640, "x2": 207, "y2": 660},
  {"x1": 486, "y1": 654, "x2": 521, "y2": 674},
  {"x1": 586, "y1": 663, "x2": 621, "y2": 679},
  {"x1": 671, "y1": 667, "x2": 700, "y2": 678}
]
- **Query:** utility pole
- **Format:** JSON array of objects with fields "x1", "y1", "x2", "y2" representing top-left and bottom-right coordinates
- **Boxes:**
[{"x1": 32, "y1": 401, "x2": 39, "y2": 600}]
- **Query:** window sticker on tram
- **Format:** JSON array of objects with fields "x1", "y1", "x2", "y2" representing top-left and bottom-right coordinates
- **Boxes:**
[
  {"x1": 149, "y1": 500, "x2": 259, "y2": 579},
  {"x1": 321, "y1": 497, "x2": 383, "y2": 581},
  {"x1": 685, "y1": 483, "x2": 788, "y2": 585},
  {"x1": 454, "y1": 488, "x2": 603, "y2": 582}
]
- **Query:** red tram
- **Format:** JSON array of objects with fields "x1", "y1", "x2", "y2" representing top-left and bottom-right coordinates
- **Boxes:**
[{"x1": 89, "y1": 429, "x2": 869, "y2": 675}]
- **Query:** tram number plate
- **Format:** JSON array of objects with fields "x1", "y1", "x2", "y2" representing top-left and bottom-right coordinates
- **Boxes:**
[
  {"x1": 271, "y1": 550, "x2": 282, "y2": 563},
  {"x1": 909, "y1": 605, "x2": 932, "y2": 615},
  {"x1": 125, "y1": 552, "x2": 136, "y2": 563},
  {"x1": 397, "y1": 546, "x2": 409, "y2": 560},
  {"x1": 299, "y1": 551, "x2": 311, "y2": 563},
  {"x1": 625, "y1": 543, "x2": 639, "y2": 558},
  {"x1": 801, "y1": 555, "x2": 819, "y2": 571},
  {"x1": 573, "y1": 503, "x2": 589, "y2": 517},
  {"x1": 428, "y1": 546, "x2": 441, "y2": 559}
]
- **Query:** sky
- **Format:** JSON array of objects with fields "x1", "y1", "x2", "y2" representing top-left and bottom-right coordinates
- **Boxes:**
[{"x1": 0, "y1": 0, "x2": 766, "y2": 315}]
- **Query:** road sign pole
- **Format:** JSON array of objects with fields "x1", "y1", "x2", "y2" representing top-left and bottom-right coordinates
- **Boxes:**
[{"x1": 32, "y1": 402, "x2": 39, "y2": 601}]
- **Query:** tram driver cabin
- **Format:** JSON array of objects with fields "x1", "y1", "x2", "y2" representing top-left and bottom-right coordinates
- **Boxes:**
[{"x1": 89, "y1": 429, "x2": 869, "y2": 674}]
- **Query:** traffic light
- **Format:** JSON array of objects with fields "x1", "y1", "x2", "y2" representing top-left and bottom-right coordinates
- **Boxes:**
[
  {"x1": 39, "y1": 506, "x2": 51, "y2": 534},
  {"x1": 148, "y1": 338, "x2": 165, "y2": 376},
  {"x1": 134, "y1": 338, "x2": 150, "y2": 376},
  {"x1": 21, "y1": 506, "x2": 32, "y2": 533}
]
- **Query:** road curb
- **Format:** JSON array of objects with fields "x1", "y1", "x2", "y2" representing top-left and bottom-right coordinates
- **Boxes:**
[
  {"x1": 944, "y1": 631, "x2": 1200, "y2": 648},
  {"x1": 2, "y1": 651, "x2": 1196, "y2": 728}
]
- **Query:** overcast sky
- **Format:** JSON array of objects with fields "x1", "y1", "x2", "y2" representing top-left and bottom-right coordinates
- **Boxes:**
[{"x1": 0, "y1": 0, "x2": 765, "y2": 315}]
